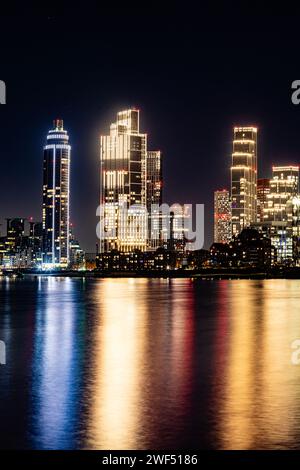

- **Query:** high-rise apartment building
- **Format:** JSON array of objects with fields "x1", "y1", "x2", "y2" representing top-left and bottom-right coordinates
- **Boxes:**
[
  {"x1": 214, "y1": 189, "x2": 231, "y2": 243},
  {"x1": 100, "y1": 109, "x2": 147, "y2": 252},
  {"x1": 265, "y1": 166, "x2": 299, "y2": 222},
  {"x1": 253, "y1": 167, "x2": 299, "y2": 263},
  {"x1": 42, "y1": 119, "x2": 71, "y2": 267},
  {"x1": 146, "y1": 150, "x2": 163, "y2": 249},
  {"x1": 231, "y1": 126, "x2": 257, "y2": 236}
]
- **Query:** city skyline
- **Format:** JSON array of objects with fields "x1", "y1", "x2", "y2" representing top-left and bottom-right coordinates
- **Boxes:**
[{"x1": 2, "y1": 114, "x2": 300, "y2": 257}]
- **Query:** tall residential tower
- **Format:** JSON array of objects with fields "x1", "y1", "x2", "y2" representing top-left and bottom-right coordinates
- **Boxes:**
[
  {"x1": 214, "y1": 189, "x2": 231, "y2": 244},
  {"x1": 100, "y1": 109, "x2": 147, "y2": 252},
  {"x1": 146, "y1": 150, "x2": 163, "y2": 249},
  {"x1": 231, "y1": 126, "x2": 257, "y2": 236},
  {"x1": 42, "y1": 119, "x2": 71, "y2": 267},
  {"x1": 265, "y1": 166, "x2": 299, "y2": 222}
]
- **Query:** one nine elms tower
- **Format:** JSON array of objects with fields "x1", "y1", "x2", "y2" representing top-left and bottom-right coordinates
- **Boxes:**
[
  {"x1": 231, "y1": 126, "x2": 257, "y2": 236},
  {"x1": 42, "y1": 119, "x2": 71, "y2": 267},
  {"x1": 100, "y1": 109, "x2": 148, "y2": 253}
]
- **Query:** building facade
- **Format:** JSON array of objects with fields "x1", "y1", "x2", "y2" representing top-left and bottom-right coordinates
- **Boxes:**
[
  {"x1": 42, "y1": 119, "x2": 71, "y2": 267},
  {"x1": 257, "y1": 178, "x2": 270, "y2": 223},
  {"x1": 100, "y1": 109, "x2": 147, "y2": 252},
  {"x1": 231, "y1": 126, "x2": 257, "y2": 236},
  {"x1": 214, "y1": 189, "x2": 231, "y2": 243},
  {"x1": 251, "y1": 167, "x2": 300, "y2": 264},
  {"x1": 265, "y1": 166, "x2": 299, "y2": 222}
]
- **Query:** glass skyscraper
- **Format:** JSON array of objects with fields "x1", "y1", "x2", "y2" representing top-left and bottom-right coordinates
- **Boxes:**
[
  {"x1": 231, "y1": 126, "x2": 257, "y2": 236},
  {"x1": 146, "y1": 150, "x2": 163, "y2": 249},
  {"x1": 42, "y1": 119, "x2": 71, "y2": 267},
  {"x1": 100, "y1": 109, "x2": 147, "y2": 252}
]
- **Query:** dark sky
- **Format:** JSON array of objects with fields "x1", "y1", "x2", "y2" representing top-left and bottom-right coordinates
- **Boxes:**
[{"x1": 1, "y1": 6, "x2": 300, "y2": 250}]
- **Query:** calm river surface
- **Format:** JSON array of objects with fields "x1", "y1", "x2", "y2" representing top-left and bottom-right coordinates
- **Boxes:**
[{"x1": 0, "y1": 277, "x2": 300, "y2": 449}]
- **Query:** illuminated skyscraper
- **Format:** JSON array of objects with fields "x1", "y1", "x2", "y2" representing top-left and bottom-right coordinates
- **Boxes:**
[
  {"x1": 100, "y1": 109, "x2": 147, "y2": 252},
  {"x1": 42, "y1": 119, "x2": 71, "y2": 267},
  {"x1": 214, "y1": 189, "x2": 231, "y2": 244},
  {"x1": 257, "y1": 178, "x2": 270, "y2": 222},
  {"x1": 231, "y1": 126, "x2": 257, "y2": 236},
  {"x1": 265, "y1": 166, "x2": 299, "y2": 221},
  {"x1": 146, "y1": 150, "x2": 163, "y2": 249}
]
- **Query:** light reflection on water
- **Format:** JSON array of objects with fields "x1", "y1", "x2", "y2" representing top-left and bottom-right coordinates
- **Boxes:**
[{"x1": 0, "y1": 277, "x2": 300, "y2": 449}]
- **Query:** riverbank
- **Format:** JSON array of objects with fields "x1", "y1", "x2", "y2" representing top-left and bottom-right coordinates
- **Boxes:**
[
  {"x1": 7, "y1": 267, "x2": 300, "y2": 280},
  {"x1": 3, "y1": 266, "x2": 300, "y2": 280}
]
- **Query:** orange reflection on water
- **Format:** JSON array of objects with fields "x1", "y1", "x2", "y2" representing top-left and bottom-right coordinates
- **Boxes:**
[
  {"x1": 83, "y1": 278, "x2": 300, "y2": 450},
  {"x1": 86, "y1": 279, "x2": 148, "y2": 450},
  {"x1": 168, "y1": 280, "x2": 195, "y2": 414},
  {"x1": 217, "y1": 280, "x2": 300, "y2": 449},
  {"x1": 85, "y1": 278, "x2": 196, "y2": 450}
]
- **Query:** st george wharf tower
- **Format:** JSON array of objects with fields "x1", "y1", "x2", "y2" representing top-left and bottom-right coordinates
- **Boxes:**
[{"x1": 42, "y1": 119, "x2": 71, "y2": 267}]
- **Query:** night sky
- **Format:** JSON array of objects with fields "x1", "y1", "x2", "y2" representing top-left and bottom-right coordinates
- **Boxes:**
[{"x1": 1, "y1": 6, "x2": 300, "y2": 251}]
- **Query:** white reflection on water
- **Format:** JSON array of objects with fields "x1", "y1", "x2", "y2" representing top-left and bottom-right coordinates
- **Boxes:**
[{"x1": 31, "y1": 277, "x2": 80, "y2": 449}]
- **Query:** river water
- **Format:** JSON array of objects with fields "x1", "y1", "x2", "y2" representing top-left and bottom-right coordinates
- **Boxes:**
[{"x1": 0, "y1": 277, "x2": 300, "y2": 449}]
